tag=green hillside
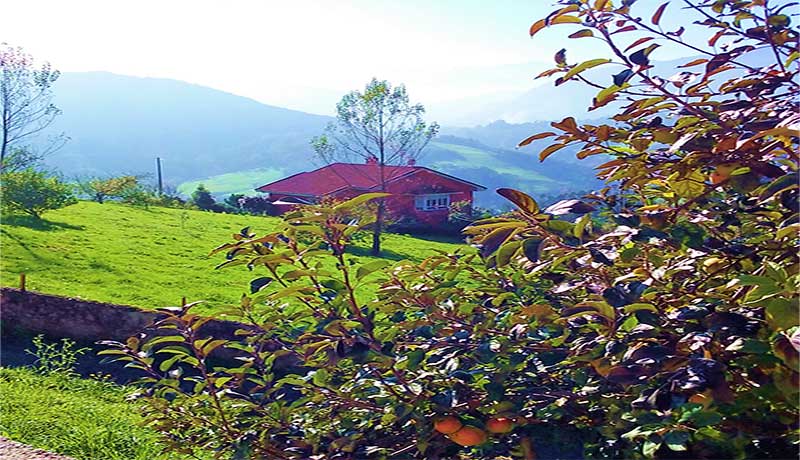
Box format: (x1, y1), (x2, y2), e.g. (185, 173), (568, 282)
(0, 202), (461, 315)
(177, 167), (285, 197)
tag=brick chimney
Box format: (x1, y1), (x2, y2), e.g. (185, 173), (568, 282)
(407, 157), (416, 166)
(365, 155), (378, 165)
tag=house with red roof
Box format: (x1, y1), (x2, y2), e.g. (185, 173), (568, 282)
(255, 159), (485, 226)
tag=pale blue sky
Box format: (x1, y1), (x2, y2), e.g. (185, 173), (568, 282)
(4, 0), (709, 117)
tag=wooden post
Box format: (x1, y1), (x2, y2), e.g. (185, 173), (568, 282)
(156, 157), (164, 196)
(19, 273), (26, 291)
(181, 296), (186, 307)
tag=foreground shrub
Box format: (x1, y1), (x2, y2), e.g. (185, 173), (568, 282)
(103, 1), (798, 458)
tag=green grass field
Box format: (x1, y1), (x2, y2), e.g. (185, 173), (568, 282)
(0, 367), (185, 460)
(177, 167), (285, 198)
(0, 202), (462, 314)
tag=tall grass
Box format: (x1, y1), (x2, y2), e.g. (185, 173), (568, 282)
(0, 367), (186, 460)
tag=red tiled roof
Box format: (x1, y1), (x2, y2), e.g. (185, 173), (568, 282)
(256, 163), (484, 196)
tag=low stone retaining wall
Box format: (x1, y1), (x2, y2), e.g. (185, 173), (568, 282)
(0, 287), (248, 343)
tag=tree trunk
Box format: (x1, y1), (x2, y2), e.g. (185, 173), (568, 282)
(371, 200), (384, 255)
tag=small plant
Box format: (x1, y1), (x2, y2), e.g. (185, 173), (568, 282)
(26, 334), (89, 377)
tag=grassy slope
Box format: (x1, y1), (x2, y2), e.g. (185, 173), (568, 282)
(176, 167), (285, 197)
(0, 367), (185, 460)
(0, 202), (461, 315)
(431, 142), (555, 182)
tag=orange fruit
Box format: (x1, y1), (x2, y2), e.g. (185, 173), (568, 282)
(448, 425), (488, 446)
(433, 416), (463, 435)
(486, 416), (516, 434)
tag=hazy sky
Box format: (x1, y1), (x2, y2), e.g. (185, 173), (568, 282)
(4, 0), (704, 116)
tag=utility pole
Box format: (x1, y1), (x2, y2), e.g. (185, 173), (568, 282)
(156, 157), (163, 195)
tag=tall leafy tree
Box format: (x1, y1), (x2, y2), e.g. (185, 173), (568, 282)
(312, 79), (439, 255)
(0, 44), (64, 171)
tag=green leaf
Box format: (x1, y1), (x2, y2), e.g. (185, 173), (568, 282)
(643, 439), (661, 458)
(663, 431), (689, 451)
(159, 355), (182, 372)
(496, 240), (522, 267)
(356, 259), (390, 280)
(312, 368), (330, 387)
(406, 349), (425, 371)
(558, 59), (612, 85)
(623, 303), (657, 314)
(202, 339), (228, 356)
(735, 275), (777, 288)
(333, 192), (391, 211)
(766, 298), (799, 330)
(574, 213), (591, 239)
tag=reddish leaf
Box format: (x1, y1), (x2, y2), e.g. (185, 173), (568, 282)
(535, 68), (565, 79)
(596, 125), (612, 141)
(652, 2), (668, 25)
(551, 116), (580, 134)
(539, 143), (568, 161)
(612, 25), (637, 34)
(624, 37), (655, 52)
(668, 26), (685, 37)
(678, 58), (708, 68)
(518, 132), (557, 147)
(708, 29), (728, 47)
(497, 188), (540, 214)
(569, 29), (594, 39)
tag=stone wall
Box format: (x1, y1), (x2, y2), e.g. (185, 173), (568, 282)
(0, 287), (248, 343)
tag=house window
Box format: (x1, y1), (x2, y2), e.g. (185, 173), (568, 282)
(415, 194), (450, 211)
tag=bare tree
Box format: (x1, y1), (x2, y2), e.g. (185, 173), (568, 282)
(1, 43), (64, 171)
(312, 79), (439, 255)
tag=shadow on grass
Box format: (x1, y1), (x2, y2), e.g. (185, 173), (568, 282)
(1, 215), (85, 231)
(347, 245), (408, 261)
(0, 228), (44, 261)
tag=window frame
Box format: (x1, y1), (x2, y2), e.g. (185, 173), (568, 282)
(414, 193), (451, 211)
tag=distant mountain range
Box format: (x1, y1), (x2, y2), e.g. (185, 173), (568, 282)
(44, 72), (330, 182)
(36, 71), (603, 209)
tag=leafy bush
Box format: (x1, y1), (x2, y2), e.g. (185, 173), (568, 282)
(191, 184), (216, 211)
(0, 168), (77, 219)
(103, 1), (798, 459)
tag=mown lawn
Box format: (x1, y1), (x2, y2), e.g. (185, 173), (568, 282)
(0, 201), (463, 314)
(0, 366), (187, 460)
